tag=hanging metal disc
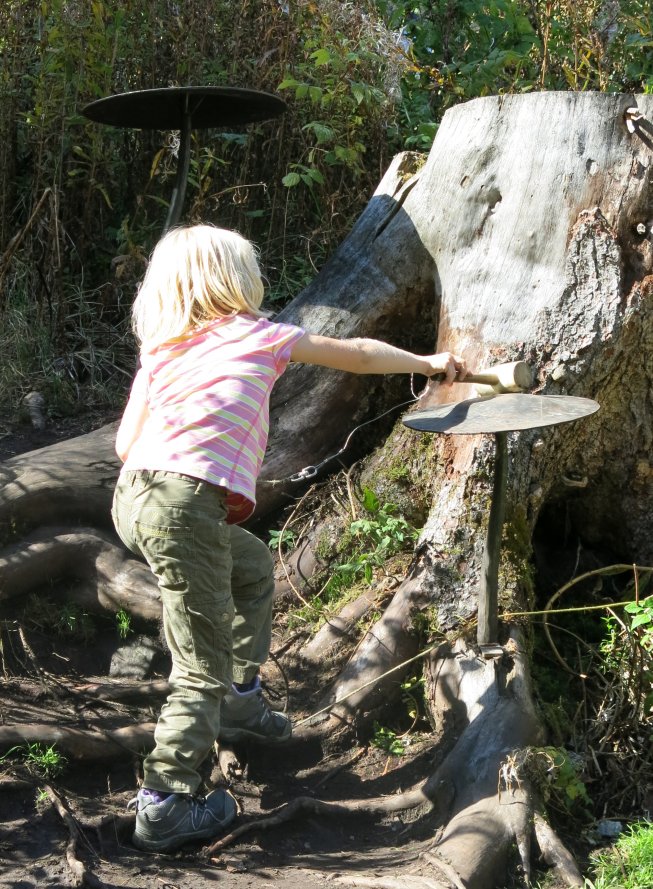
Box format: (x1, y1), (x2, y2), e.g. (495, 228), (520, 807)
(403, 393), (600, 435)
(82, 86), (286, 130)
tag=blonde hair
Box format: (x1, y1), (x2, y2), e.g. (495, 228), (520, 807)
(132, 225), (268, 347)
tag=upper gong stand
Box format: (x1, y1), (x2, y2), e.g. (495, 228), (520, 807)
(82, 86), (286, 233)
(403, 393), (600, 651)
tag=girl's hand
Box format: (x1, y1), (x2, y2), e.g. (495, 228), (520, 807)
(424, 352), (468, 385)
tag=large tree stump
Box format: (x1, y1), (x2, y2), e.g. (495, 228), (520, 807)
(1, 93), (652, 888)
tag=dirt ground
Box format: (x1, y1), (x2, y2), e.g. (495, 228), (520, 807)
(0, 731), (448, 889)
(0, 672), (444, 889)
(0, 412), (456, 889)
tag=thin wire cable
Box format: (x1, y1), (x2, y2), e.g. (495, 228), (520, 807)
(261, 375), (429, 485)
(292, 590), (652, 729)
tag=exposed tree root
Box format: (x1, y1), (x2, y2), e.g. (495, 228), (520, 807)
(533, 812), (584, 888)
(75, 679), (169, 703)
(299, 589), (388, 664)
(214, 741), (244, 783)
(0, 526), (160, 621)
(205, 772), (456, 855)
(0, 722), (155, 760)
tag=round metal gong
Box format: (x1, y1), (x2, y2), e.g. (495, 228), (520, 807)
(403, 393), (600, 435)
(82, 86), (286, 233)
(82, 86), (286, 130)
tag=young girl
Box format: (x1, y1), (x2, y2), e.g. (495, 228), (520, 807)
(112, 224), (467, 853)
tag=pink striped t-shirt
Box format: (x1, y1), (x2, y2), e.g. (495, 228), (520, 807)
(121, 314), (305, 523)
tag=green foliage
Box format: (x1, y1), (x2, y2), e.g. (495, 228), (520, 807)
(532, 564), (653, 832)
(324, 487), (418, 594)
(370, 722), (406, 755)
(543, 746), (591, 807)
(1, 742), (67, 779)
(115, 607), (132, 639)
(277, 7), (390, 180)
(22, 595), (95, 643)
(374, 0), (653, 150)
(400, 672), (426, 726)
(3, 0), (653, 419)
(624, 595), (653, 647)
(23, 742), (67, 779)
(600, 597), (653, 715)
(268, 528), (297, 553)
(585, 822), (653, 889)
(287, 487), (418, 630)
(0, 0), (399, 415)
(513, 746), (591, 815)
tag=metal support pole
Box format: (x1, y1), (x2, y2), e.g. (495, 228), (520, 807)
(163, 97), (192, 233)
(477, 431), (508, 645)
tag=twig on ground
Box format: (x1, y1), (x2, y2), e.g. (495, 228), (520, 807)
(312, 746), (366, 789)
(44, 783), (106, 888)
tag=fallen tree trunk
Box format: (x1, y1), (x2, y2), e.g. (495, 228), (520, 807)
(0, 151), (435, 537)
(1, 93), (652, 888)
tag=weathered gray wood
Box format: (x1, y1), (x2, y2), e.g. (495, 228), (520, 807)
(0, 425), (120, 534)
(296, 93), (653, 887)
(260, 151), (438, 512)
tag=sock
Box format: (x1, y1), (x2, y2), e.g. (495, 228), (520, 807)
(140, 788), (172, 804)
(233, 675), (260, 694)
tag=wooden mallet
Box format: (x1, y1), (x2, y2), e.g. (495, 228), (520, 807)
(434, 360), (533, 394)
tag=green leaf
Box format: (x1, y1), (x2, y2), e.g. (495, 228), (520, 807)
(94, 184), (113, 209)
(350, 82), (366, 105)
(303, 121), (334, 144)
(310, 48), (332, 66)
(631, 612), (652, 629)
(282, 172), (301, 187)
(306, 167), (325, 184)
(362, 487), (379, 513)
(278, 78), (300, 90)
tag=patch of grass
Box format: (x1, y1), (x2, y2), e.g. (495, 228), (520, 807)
(586, 822), (653, 889)
(115, 608), (132, 640)
(1, 742), (67, 780)
(23, 742), (66, 779)
(0, 275), (133, 419)
(22, 595), (96, 643)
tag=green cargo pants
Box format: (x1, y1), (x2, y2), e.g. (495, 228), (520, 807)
(111, 469), (274, 794)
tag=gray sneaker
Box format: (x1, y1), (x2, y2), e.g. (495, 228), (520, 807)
(219, 678), (292, 744)
(128, 788), (237, 852)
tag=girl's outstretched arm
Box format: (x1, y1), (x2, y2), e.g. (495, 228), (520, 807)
(290, 333), (467, 384)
